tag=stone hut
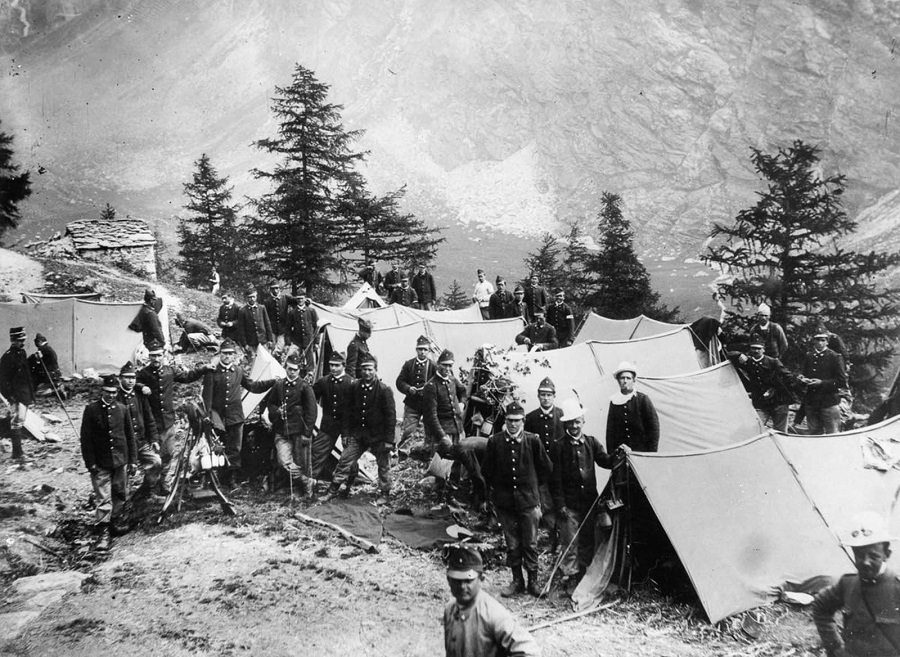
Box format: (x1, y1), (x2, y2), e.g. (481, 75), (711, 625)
(65, 219), (157, 279)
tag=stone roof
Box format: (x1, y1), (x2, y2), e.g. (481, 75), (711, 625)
(65, 219), (156, 251)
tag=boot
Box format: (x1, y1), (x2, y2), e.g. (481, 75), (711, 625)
(500, 566), (525, 597)
(526, 569), (541, 597)
(319, 483), (342, 503)
(96, 524), (111, 552)
(11, 427), (25, 460)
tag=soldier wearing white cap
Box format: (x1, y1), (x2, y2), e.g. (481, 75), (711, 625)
(551, 398), (613, 594)
(605, 362), (659, 454)
(748, 302), (788, 360)
(798, 327), (848, 435)
(443, 545), (540, 657)
(813, 511), (900, 656)
(0, 326), (34, 460)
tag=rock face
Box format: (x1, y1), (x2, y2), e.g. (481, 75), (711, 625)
(1, 0), (899, 258)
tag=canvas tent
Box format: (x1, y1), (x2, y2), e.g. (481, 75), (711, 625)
(341, 284), (387, 310)
(577, 313), (686, 342)
(0, 299), (169, 376)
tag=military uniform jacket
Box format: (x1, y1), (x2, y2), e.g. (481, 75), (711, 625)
(812, 569), (900, 657)
(443, 590), (540, 657)
(524, 406), (564, 456)
(348, 379), (396, 443)
(481, 429), (552, 512)
(735, 354), (794, 409)
(137, 364), (197, 431)
(190, 364), (275, 427)
(217, 303), (241, 341)
(263, 294), (292, 336)
(266, 377), (317, 437)
(30, 344), (61, 381)
(383, 270), (402, 293)
(80, 399), (137, 470)
(128, 303), (166, 348)
(488, 290), (514, 319)
(412, 271), (437, 304)
(523, 285), (547, 322)
(396, 356), (436, 412)
(551, 432), (612, 513)
(0, 345), (34, 405)
(748, 321), (789, 360)
(546, 302), (575, 345)
(801, 347), (848, 409)
(287, 305), (319, 349)
(237, 304), (273, 348)
(117, 387), (159, 447)
(313, 372), (354, 435)
(389, 286), (418, 307)
(423, 373), (466, 438)
(606, 391), (660, 453)
(515, 323), (558, 350)
(346, 335), (371, 379)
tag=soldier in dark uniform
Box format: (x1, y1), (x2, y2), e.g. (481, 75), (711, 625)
(482, 400), (553, 598)
(216, 291), (241, 343)
(488, 278), (514, 320)
(395, 335), (436, 448)
(733, 339), (795, 431)
(237, 287), (273, 357)
(117, 361), (162, 499)
(412, 263), (437, 311)
(29, 332), (63, 396)
(128, 288), (166, 349)
(545, 288), (576, 347)
(606, 361), (660, 454)
(0, 326), (34, 460)
(798, 328), (848, 435)
(346, 317), (373, 379)
(382, 261), (403, 298)
(359, 260), (384, 294)
(524, 376), (564, 538)
(422, 349), (467, 458)
(322, 353), (396, 502)
(265, 352), (317, 497)
(523, 275), (547, 323)
(515, 309), (558, 351)
(263, 281), (292, 354)
(80, 374), (137, 550)
(311, 351), (355, 480)
(510, 286), (527, 320)
(389, 274), (419, 307)
(286, 291), (319, 373)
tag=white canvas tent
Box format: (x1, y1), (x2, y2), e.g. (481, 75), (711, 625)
(340, 284), (387, 310)
(577, 313), (687, 342)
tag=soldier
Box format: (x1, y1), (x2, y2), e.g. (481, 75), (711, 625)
(489, 278), (514, 320)
(29, 332), (62, 396)
(263, 281), (292, 354)
(136, 340), (198, 494)
(346, 317), (373, 379)
(412, 263), (437, 311)
(128, 288), (166, 349)
(798, 328), (848, 435)
(524, 377), (564, 539)
(606, 361), (659, 454)
(216, 291), (241, 343)
(286, 290), (319, 373)
(382, 260), (403, 297)
(181, 338), (277, 484)
(523, 274), (547, 323)
(733, 339), (795, 431)
(472, 269), (495, 320)
(545, 288), (575, 347)
(266, 353), (318, 497)
(482, 401), (553, 597)
(551, 398), (612, 595)
(117, 361), (162, 500)
(0, 326), (34, 460)
(311, 351), (355, 480)
(359, 260), (383, 294)
(423, 349), (467, 457)
(515, 309), (558, 351)
(80, 374), (137, 550)
(174, 313), (217, 353)
(510, 285), (528, 320)
(237, 287), (273, 356)
(389, 274), (419, 307)
(748, 302), (789, 360)
(396, 335), (436, 448)
(323, 353), (396, 502)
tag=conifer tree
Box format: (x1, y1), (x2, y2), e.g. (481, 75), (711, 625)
(702, 140), (900, 396)
(442, 279), (470, 310)
(99, 203), (116, 221)
(248, 64), (365, 296)
(521, 232), (563, 292)
(177, 153), (245, 290)
(0, 120), (32, 241)
(586, 192), (678, 321)
(561, 220), (592, 309)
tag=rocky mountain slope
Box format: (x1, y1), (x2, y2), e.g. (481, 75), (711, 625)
(1, 0), (899, 272)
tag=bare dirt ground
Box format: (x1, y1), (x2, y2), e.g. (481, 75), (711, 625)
(0, 252), (824, 657)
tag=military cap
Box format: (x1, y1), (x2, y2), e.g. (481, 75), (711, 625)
(513, 286), (525, 294)
(416, 335), (430, 348)
(553, 288), (565, 296)
(438, 349), (455, 365)
(757, 302), (772, 317)
(505, 401), (525, 420)
(446, 545), (484, 581)
(748, 339), (765, 348)
(147, 339), (165, 355)
(400, 273), (410, 282)
(143, 288), (156, 302)
(101, 374), (119, 391)
(9, 326), (26, 340)
(34, 333), (47, 345)
(533, 307), (546, 317)
(328, 351), (346, 365)
(285, 353), (302, 367)
(537, 376), (556, 393)
(245, 285), (257, 295)
(359, 352), (378, 367)
(358, 317), (373, 333)
(219, 338), (238, 353)
(119, 361), (136, 376)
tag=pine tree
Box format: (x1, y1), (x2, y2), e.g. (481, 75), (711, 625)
(99, 203), (116, 221)
(334, 174), (444, 276)
(561, 220), (592, 307)
(702, 140), (900, 398)
(442, 279), (470, 310)
(587, 192), (678, 321)
(521, 232), (563, 292)
(0, 120), (32, 241)
(248, 64), (365, 296)
(177, 153), (246, 290)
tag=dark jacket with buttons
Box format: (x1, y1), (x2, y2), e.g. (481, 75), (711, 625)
(734, 354), (795, 409)
(515, 323), (558, 350)
(287, 304), (319, 349)
(137, 363), (199, 431)
(606, 391), (660, 453)
(396, 356), (436, 412)
(801, 347), (848, 409)
(389, 286), (418, 307)
(117, 386), (159, 447)
(551, 433), (612, 512)
(266, 377), (317, 437)
(489, 289), (514, 319)
(313, 372), (354, 435)
(183, 364), (275, 427)
(546, 302), (576, 345)
(524, 406), (564, 457)
(422, 373), (466, 438)
(263, 294), (292, 337)
(0, 345), (34, 405)
(217, 302), (241, 341)
(237, 304), (273, 348)
(348, 379), (396, 443)
(345, 334), (371, 379)
(80, 399), (137, 469)
(482, 429), (553, 512)
(128, 303), (166, 348)
(412, 271), (437, 304)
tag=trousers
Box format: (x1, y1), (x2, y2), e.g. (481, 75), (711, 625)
(495, 505), (542, 571)
(91, 466), (128, 525)
(332, 434), (391, 493)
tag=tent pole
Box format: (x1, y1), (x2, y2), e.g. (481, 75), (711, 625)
(38, 355), (79, 439)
